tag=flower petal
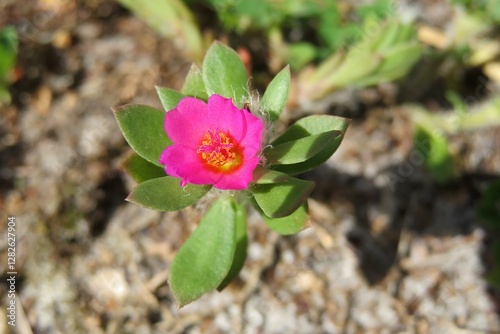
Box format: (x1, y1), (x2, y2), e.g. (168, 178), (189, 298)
(207, 95), (246, 142)
(160, 145), (221, 186)
(213, 156), (260, 190)
(241, 110), (264, 154)
(164, 97), (211, 148)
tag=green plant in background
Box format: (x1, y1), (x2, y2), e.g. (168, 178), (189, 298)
(297, 19), (423, 103)
(0, 26), (18, 106)
(116, 0), (205, 63)
(116, 0), (422, 103)
(424, 3), (500, 85)
(453, 6), (500, 69)
(452, 0), (500, 23)
(413, 124), (454, 183)
(410, 95), (500, 183)
(192, 0), (392, 70)
(403, 3), (500, 184)
(114, 41), (350, 306)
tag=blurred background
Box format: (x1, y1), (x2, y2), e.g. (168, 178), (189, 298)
(1, 0), (500, 333)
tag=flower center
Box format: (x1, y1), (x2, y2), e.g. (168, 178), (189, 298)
(197, 130), (242, 172)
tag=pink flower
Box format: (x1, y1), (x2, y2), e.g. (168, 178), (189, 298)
(159, 94), (264, 190)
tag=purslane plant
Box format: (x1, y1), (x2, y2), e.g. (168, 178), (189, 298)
(114, 41), (350, 307)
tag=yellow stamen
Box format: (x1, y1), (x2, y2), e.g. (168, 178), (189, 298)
(197, 130), (242, 171)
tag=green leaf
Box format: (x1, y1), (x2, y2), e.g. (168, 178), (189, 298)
(202, 41), (248, 107)
(356, 43), (422, 87)
(252, 166), (292, 184)
(377, 43), (422, 74)
(309, 52), (344, 83)
(126, 176), (210, 211)
(155, 86), (185, 111)
(217, 202), (247, 291)
(260, 65), (290, 122)
(113, 104), (171, 167)
(265, 130), (341, 165)
(170, 198), (237, 307)
(323, 50), (381, 88)
(371, 20), (401, 51)
(272, 115), (348, 144)
(0, 26), (17, 83)
(121, 152), (166, 183)
(250, 173), (314, 218)
(286, 43), (316, 70)
(414, 126), (454, 183)
(271, 115), (350, 175)
(261, 203), (310, 235)
(182, 63), (208, 100)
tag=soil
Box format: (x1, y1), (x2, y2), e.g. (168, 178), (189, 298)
(1, 1), (500, 333)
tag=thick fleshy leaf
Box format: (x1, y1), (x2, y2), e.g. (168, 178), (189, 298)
(182, 63), (208, 100)
(156, 86), (185, 111)
(170, 198), (237, 307)
(126, 176), (210, 211)
(265, 130), (341, 165)
(355, 43), (422, 87)
(113, 104), (171, 167)
(260, 65), (290, 122)
(262, 203), (310, 235)
(322, 50), (381, 88)
(252, 166), (291, 184)
(272, 115), (349, 144)
(271, 115), (350, 175)
(250, 173), (314, 218)
(121, 152), (166, 183)
(371, 20), (401, 51)
(217, 203), (248, 291)
(202, 41), (248, 107)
